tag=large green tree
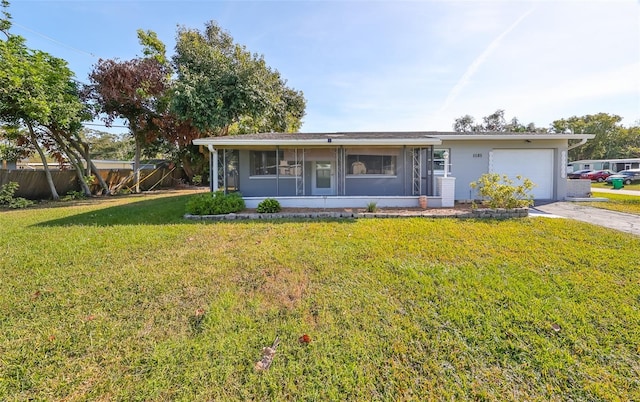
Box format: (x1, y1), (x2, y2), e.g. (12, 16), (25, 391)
(171, 21), (305, 133)
(167, 21), (305, 180)
(551, 113), (627, 161)
(0, 8), (89, 199)
(453, 110), (546, 133)
(0, 1), (109, 197)
(615, 124), (640, 158)
(82, 129), (134, 160)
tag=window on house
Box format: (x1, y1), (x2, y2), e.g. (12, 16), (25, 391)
(250, 151), (277, 176)
(346, 154), (397, 175)
(249, 150), (300, 176)
(434, 149), (449, 172)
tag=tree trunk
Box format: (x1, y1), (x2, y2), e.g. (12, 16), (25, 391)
(181, 154), (194, 182)
(69, 134), (111, 195)
(88, 159), (110, 195)
(65, 147), (91, 196)
(27, 123), (59, 200)
(49, 130), (91, 196)
(134, 137), (141, 193)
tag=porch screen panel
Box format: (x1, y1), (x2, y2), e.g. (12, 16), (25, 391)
(250, 150), (277, 176)
(346, 148), (399, 176)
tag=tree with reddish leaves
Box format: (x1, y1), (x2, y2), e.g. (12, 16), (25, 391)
(86, 53), (170, 192)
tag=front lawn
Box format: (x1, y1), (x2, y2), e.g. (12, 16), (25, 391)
(1, 191), (639, 400)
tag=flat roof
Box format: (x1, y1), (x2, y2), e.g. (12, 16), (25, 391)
(193, 132), (443, 147)
(192, 131), (595, 147)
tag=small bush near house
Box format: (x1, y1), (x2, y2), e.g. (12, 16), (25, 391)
(256, 198), (281, 213)
(470, 173), (535, 209)
(0, 181), (34, 209)
(186, 191), (245, 215)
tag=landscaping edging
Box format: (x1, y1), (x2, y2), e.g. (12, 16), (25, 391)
(467, 207), (530, 219)
(184, 207), (529, 221)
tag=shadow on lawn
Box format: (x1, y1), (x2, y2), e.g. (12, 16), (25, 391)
(35, 194), (197, 227)
(34, 193), (356, 227)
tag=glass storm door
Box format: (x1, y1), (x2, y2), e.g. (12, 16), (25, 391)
(312, 161), (334, 195)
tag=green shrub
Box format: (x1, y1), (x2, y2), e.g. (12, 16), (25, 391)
(186, 191), (245, 215)
(256, 198), (281, 213)
(62, 190), (87, 201)
(470, 173), (535, 209)
(366, 201), (377, 212)
(0, 182), (34, 209)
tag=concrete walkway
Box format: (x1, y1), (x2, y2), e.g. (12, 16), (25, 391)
(532, 201), (640, 237)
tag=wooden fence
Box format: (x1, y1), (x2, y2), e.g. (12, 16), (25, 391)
(0, 168), (185, 200)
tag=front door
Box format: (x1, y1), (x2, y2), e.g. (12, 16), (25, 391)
(312, 161), (334, 195)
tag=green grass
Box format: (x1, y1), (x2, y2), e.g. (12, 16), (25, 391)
(591, 182), (640, 190)
(1, 191), (639, 400)
(587, 191), (640, 215)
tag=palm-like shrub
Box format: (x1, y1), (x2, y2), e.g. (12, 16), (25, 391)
(470, 173), (535, 209)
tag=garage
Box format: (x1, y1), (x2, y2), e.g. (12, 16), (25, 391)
(490, 149), (554, 199)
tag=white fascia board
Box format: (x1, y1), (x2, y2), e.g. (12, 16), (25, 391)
(435, 134), (595, 140)
(192, 138), (442, 147)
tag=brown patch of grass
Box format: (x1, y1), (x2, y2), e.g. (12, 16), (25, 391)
(235, 265), (309, 312)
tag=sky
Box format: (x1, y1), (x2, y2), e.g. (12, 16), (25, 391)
(8, 0), (640, 135)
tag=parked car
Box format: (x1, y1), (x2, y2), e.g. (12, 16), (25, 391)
(567, 169), (592, 179)
(605, 169), (640, 185)
(580, 169), (615, 182)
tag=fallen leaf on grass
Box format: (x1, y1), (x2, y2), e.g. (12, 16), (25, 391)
(299, 334), (311, 344)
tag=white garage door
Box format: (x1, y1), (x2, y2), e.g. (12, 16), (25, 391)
(490, 149), (554, 199)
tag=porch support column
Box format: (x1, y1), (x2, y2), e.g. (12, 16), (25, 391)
(276, 146), (280, 196)
(208, 145), (218, 192)
(438, 177), (456, 207)
(426, 146), (434, 196)
(222, 149), (228, 194)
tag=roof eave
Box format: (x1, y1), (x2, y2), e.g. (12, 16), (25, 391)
(436, 134), (596, 140)
(192, 138), (442, 147)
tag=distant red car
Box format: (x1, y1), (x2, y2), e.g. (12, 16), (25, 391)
(581, 169), (615, 182)
(567, 169), (592, 179)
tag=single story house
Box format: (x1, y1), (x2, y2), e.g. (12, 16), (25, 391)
(193, 131), (594, 208)
(568, 158), (640, 173)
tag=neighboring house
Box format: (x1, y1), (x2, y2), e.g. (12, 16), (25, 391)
(193, 131), (594, 208)
(1, 160), (16, 170)
(568, 158), (640, 173)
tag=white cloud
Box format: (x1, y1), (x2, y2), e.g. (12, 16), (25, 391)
(437, 5), (537, 114)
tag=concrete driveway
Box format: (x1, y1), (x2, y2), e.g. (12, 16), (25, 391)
(532, 188), (640, 236)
